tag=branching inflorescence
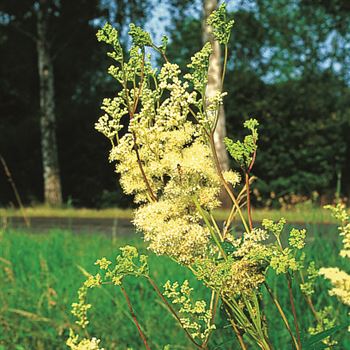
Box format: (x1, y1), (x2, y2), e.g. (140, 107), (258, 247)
(68, 3), (349, 349)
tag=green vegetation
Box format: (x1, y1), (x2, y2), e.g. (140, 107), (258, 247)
(0, 205), (342, 224)
(0, 2), (349, 349)
(0, 206), (134, 220)
(0, 228), (348, 350)
(1, 1), (349, 208)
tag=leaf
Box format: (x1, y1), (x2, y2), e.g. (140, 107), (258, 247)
(302, 324), (348, 349)
(8, 308), (52, 323)
(76, 264), (91, 277)
(221, 241), (237, 255)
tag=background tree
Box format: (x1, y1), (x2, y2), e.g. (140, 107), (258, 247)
(0, 0), (349, 207)
(203, 0), (231, 207)
(0, 0), (150, 207)
(166, 0), (350, 204)
(36, 0), (62, 205)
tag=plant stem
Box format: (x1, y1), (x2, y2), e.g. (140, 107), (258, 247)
(210, 212), (223, 240)
(120, 53), (157, 202)
(208, 135), (250, 234)
(212, 44), (229, 132)
(223, 304), (248, 350)
(204, 38), (250, 234)
(287, 274), (302, 349)
(274, 234), (302, 349)
(120, 286), (151, 350)
(299, 272), (320, 322)
(223, 297), (262, 345)
(151, 44), (169, 63)
(203, 290), (219, 348)
(132, 49), (146, 112)
(245, 172), (253, 230)
(264, 282), (300, 350)
(193, 197), (227, 259)
(258, 338), (272, 350)
(133, 141), (157, 202)
(146, 277), (204, 350)
(222, 180), (252, 238)
(221, 44), (228, 89)
(0, 154), (30, 227)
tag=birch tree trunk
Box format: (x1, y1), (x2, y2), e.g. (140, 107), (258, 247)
(203, 0), (231, 206)
(36, 0), (62, 205)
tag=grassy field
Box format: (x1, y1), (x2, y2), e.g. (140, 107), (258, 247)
(0, 226), (348, 350)
(0, 204), (343, 224)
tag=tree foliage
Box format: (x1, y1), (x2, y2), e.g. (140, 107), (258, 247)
(0, 0), (349, 206)
(0, 0), (150, 206)
(166, 0), (350, 203)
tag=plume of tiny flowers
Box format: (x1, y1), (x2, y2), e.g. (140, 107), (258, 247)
(196, 257), (266, 298)
(320, 204), (350, 330)
(67, 329), (105, 350)
(207, 3), (234, 45)
(319, 267), (350, 307)
(324, 204), (350, 258)
(71, 284), (92, 329)
(163, 280), (215, 341)
(96, 24), (224, 264)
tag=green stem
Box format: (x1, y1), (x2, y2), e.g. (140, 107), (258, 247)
(212, 44), (228, 133)
(223, 304), (248, 350)
(203, 290), (219, 348)
(210, 212), (223, 240)
(193, 197), (227, 259)
(146, 276), (204, 350)
(151, 44), (169, 63)
(221, 44), (228, 88)
(264, 282), (300, 350)
(208, 135), (250, 234)
(223, 297), (259, 339)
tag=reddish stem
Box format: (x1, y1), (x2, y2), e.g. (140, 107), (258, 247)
(287, 275), (302, 349)
(120, 286), (151, 350)
(121, 52), (157, 202)
(146, 277), (204, 349)
(245, 172), (253, 231)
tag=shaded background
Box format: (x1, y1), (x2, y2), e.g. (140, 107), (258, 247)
(1, 0), (349, 208)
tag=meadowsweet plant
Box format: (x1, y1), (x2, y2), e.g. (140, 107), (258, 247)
(68, 3), (347, 349)
(320, 204), (350, 330)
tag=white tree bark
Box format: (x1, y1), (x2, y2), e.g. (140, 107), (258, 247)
(37, 0), (62, 205)
(202, 0), (230, 173)
(203, 0), (230, 207)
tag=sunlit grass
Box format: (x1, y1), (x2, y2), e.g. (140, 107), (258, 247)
(0, 206), (134, 219)
(0, 205), (341, 224)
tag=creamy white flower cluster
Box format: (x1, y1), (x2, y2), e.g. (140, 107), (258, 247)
(95, 26), (232, 263)
(319, 267), (350, 307)
(130, 65), (222, 262)
(321, 204), (350, 317)
(67, 329), (104, 350)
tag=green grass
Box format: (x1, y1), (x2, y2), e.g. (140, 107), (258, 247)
(0, 227), (348, 350)
(0, 206), (134, 219)
(0, 204), (343, 224)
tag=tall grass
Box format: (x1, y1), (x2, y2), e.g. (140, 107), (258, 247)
(0, 227), (348, 349)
